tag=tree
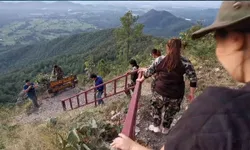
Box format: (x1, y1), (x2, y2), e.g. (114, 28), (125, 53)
(115, 11), (144, 64)
(97, 59), (109, 77)
(84, 55), (96, 76)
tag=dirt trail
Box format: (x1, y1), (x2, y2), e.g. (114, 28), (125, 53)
(15, 88), (82, 124)
(14, 80), (127, 124)
(136, 81), (189, 150)
(14, 77), (186, 149)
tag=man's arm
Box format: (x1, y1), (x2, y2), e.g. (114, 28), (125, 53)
(144, 62), (156, 78)
(23, 85), (32, 93)
(144, 57), (164, 78)
(182, 57), (197, 101)
(33, 84), (39, 88)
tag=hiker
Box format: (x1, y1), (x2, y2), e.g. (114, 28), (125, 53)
(139, 38), (197, 134)
(23, 80), (40, 109)
(111, 1), (250, 150)
(90, 73), (104, 105)
(125, 59), (139, 97)
(52, 65), (64, 80)
(150, 49), (164, 93)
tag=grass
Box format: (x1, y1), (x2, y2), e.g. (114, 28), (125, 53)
(0, 62), (242, 150)
(0, 35), (244, 149)
(0, 91), (130, 150)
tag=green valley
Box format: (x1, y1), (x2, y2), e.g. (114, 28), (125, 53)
(0, 19), (96, 46)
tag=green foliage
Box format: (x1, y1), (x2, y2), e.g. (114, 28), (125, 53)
(58, 119), (120, 150)
(115, 11), (144, 63)
(180, 25), (216, 62)
(34, 73), (52, 96)
(0, 19), (96, 47)
(97, 59), (111, 77)
(0, 29), (114, 73)
(84, 55), (96, 76)
(0, 28), (165, 104)
(77, 74), (91, 88)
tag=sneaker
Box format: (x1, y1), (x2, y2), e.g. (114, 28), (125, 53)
(161, 128), (169, 134)
(148, 125), (161, 133)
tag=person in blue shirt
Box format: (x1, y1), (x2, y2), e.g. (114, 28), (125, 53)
(23, 80), (40, 109)
(90, 74), (104, 105)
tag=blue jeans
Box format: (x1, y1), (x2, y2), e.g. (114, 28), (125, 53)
(96, 91), (104, 105)
(28, 94), (39, 108)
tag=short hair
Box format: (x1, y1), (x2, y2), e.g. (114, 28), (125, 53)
(129, 59), (137, 66)
(25, 80), (30, 83)
(151, 49), (161, 56)
(90, 73), (97, 79)
(151, 49), (158, 55)
(54, 65), (58, 68)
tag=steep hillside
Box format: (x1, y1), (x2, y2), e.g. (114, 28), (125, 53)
(0, 28), (165, 103)
(0, 24), (243, 150)
(0, 29), (112, 73)
(138, 9), (194, 37)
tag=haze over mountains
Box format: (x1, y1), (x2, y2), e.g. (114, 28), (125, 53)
(0, 1), (219, 103)
(0, 1), (218, 48)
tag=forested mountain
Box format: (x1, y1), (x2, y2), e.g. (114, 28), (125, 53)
(0, 2), (219, 104)
(0, 28), (165, 103)
(138, 9), (194, 37)
(0, 30), (113, 73)
(0, 2), (218, 47)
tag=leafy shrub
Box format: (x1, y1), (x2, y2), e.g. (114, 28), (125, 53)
(58, 119), (121, 150)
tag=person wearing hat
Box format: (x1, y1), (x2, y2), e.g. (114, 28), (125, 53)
(111, 1), (250, 150)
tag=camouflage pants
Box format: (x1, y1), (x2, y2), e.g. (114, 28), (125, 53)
(151, 91), (183, 128)
(151, 79), (156, 93)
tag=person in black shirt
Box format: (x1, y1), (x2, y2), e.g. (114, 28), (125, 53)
(111, 1), (250, 150)
(138, 39), (197, 134)
(125, 59), (139, 97)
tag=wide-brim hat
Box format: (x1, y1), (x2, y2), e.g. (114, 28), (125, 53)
(192, 1), (250, 39)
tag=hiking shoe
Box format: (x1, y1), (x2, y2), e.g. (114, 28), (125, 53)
(162, 128), (169, 134)
(148, 125), (161, 133)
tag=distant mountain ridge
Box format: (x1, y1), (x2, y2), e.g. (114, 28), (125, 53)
(0, 1), (84, 10)
(138, 9), (194, 37)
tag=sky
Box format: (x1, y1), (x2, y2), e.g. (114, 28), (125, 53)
(73, 1), (222, 8)
(2, 1), (222, 9)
